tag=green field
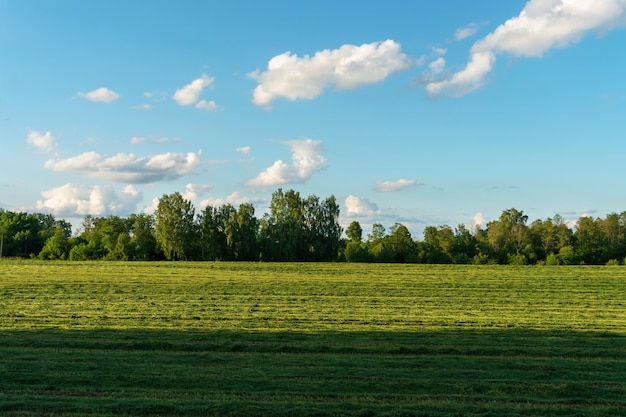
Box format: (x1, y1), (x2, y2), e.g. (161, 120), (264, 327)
(1, 261), (625, 416)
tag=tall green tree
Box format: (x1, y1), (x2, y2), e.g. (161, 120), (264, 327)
(386, 223), (417, 262)
(574, 216), (606, 264)
(154, 192), (197, 260)
(487, 208), (529, 264)
(345, 221), (363, 243)
(224, 203), (259, 261)
(128, 213), (159, 260)
(260, 189), (307, 261)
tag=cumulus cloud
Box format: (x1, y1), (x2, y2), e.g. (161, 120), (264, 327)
(43, 150), (202, 184)
(344, 195), (381, 217)
(248, 39), (412, 108)
(182, 183), (214, 201)
(246, 139), (326, 187)
(27, 130), (58, 153)
(36, 183), (142, 217)
(199, 192), (250, 209)
(173, 74), (214, 106)
(427, 0), (626, 97)
(77, 87), (120, 103)
(375, 179), (418, 192)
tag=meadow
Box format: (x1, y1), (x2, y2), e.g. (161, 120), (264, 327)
(1, 261), (625, 416)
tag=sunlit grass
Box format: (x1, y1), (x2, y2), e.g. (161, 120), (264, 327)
(1, 261), (625, 416)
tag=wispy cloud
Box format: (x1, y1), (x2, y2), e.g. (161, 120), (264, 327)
(455, 22), (479, 40)
(44, 150), (202, 184)
(130, 136), (181, 145)
(77, 87), (120, 103)
(27, 130), (58, 153)
(131, 104), (154, 110)
(375, 178), (418, 192)
(427, 0), (626, 97)
(236, 146), (251, 156)
(246, 139), (326, 186)
(248, 40), (412, 108)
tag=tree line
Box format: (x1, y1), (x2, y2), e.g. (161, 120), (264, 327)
(2, 190), (626, 265)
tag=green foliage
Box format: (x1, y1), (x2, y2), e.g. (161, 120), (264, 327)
(4, 198), (626, 265)
(260, 189), (342, 261)
(345, 221), (362, 242)
(545, 252), (559, 265)
(38, 227), (71, 260)
(155, 193), (197, 260)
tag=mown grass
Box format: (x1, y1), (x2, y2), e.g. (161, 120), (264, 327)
(1, 261), (626, 416)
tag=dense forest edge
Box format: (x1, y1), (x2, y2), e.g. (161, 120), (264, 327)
(1, 188), (626, 265)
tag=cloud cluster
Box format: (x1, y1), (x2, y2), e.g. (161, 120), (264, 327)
(173, 74), (217, 110)
(78, 87), (120, 103)
(375, 178), (418, 192)
(27, 130), (58, 153)
(428, 0), (626, 96)
(36, 183), (142, 217)
(246, 139), (326, 187)
(248, 40), (412, 108)
(200, 191), (250, 209)
(44, 150), (202, 184)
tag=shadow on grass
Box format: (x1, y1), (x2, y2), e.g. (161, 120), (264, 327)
(1, 328), (625, 417)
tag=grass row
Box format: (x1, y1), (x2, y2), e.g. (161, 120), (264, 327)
(1, 261), (626, 416)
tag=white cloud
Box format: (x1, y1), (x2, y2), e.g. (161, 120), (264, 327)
(199, 191), (250, 209)
(44, 150), (202, 184)
(246, 139), (326, 187)
(427, 0), (626, 97)
(248, 39), (412, 108)
(426, 50), (496, 97)
(131, 104), (154, 110)
(428, 57), (446, 74)
(433, 47), (447, 56)
(77, 87), (120, 103)
(375, 178), (418, 192)
(473, 212), (485, 228)
(344, 195), (380, 216)
(173, 74), (214, 106)
(455, 23), (479, 40)
(36, 183), (142, 217)
(130, 136), (179, 145)
(143, 197), (160, 215)
(195, 99), (218, 111)
(27, 130), (58, 153)
(182, 183), (214, 201)
(236, 146), (251, 155)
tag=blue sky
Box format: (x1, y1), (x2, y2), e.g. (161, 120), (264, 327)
(1, 0), (626, 237)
